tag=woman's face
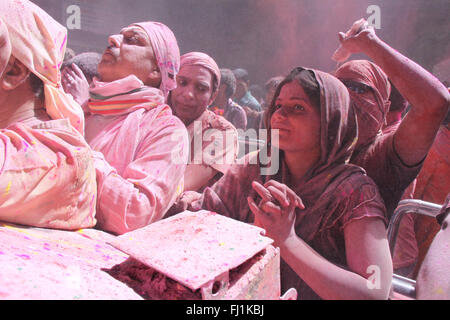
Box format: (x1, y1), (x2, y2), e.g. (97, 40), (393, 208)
(270, 81), (321, 155)
(170, 65), (214, 125)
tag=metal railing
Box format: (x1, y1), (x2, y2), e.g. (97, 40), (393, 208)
(387, 199), (442, 253)
(387, 199), (443, 299)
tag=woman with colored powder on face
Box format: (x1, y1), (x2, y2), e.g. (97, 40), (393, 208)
(0, 0), (96, 230)
(333, 19), (449, 220)
(64, 21), (190, 235)
(168, 52), (239, 193)
(187, 67), (392, 300)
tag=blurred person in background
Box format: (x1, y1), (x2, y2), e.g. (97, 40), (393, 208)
(232, 68), (262, 112)
(209, 68), (247, 130)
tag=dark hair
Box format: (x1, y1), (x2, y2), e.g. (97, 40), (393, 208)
(220, 68), (236, 99)
(63, 47), (76, 63)
(232, 68), (249, 83)
(29, 72), (44, 100)
(264, 68), (321, 129)
(62, 52), (102, 83)
(264, 76), (284, 93)
(249, 84), (264, 101)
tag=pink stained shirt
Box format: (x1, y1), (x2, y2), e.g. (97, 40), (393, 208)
(0, 119), (97, 229)
(394, 125), (450, 275)
(85, 105), (189, 235)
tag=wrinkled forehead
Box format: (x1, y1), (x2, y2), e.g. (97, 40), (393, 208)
(179, 64), (212, 82)
(119, 25), (151, 43)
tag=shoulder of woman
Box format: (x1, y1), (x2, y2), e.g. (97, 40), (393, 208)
(327, 163), (380, 196)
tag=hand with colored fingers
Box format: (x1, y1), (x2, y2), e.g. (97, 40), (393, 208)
(247, 180), (304, 246)
(61, 63), (90, 112)
(0, 18), (11, 77)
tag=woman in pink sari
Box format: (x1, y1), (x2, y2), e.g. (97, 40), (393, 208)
(190, 67), (392, 299)
(76, 22), (189, 235)
(0, 0), (96, 229)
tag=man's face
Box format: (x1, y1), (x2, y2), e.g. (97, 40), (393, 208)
(97, 26), (160, 86)
(170, 65), (214, 126)
(213, 83), (228, 107)
(234, 79), (247, 100)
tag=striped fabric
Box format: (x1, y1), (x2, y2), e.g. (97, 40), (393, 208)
(88, 99), (158, 115)
(88, 75), (165, 116)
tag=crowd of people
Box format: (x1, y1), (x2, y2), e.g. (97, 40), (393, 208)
(0, 0), (448, 300)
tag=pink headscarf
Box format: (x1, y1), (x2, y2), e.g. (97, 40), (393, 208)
(334, 60), (391, 149)
(132, 22), (180, 99)
(180, 51), (221, 100)
(0, 0), (84, 135)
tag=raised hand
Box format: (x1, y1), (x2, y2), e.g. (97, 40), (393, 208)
(332, 18), (378, 62)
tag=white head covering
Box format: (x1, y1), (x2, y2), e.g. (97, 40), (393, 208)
(132, 21), (180, 99)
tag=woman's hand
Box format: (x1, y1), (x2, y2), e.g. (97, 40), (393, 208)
(166, 191), (203, 217)
(337, 19), (379, 55)
(247, 180), (304, 245)
(0, 18), (11, 77)
(61, 63), (90, 112)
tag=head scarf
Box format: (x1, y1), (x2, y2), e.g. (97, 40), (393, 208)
(265, 67), (359, 177)
(195, 67), (384, 299)
(334, 60), (391, 149)
(179, 51), (221, 101)
(264, 67), (367, 299)
(0, 0), (84, 134)
(132, 22), (180, 99)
